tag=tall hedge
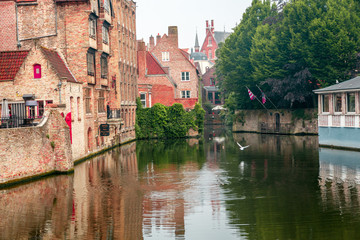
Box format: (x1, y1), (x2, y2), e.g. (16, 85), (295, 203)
(135, 100), (205, 139)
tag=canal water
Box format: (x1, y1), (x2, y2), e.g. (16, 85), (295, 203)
(1, 125), (360, 239)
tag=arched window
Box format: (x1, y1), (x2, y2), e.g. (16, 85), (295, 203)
(34, 64), (41, 79)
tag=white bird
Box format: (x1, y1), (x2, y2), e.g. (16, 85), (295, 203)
(237, 142), (250, 150)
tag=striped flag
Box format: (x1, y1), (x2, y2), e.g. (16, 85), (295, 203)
(248, 88), (255, 100)
(261, 92), (266, 104)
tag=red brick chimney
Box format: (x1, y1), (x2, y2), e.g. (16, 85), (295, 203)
(168, 26), (178, 48)
(156, 33), (161, 46)
(206, 20), (209, 29)
(137, 40), (147, 77)
(211, 20), (214, 33)
(149, 35), (155, 49)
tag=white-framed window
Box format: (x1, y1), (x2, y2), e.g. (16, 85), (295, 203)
(140, 93), (146, 108)
(102, 24), (109, 44)
(89, 16), (96, 39)
(162, 52), (169, 61)
(208, 38), (212, 46)
(334, 93), (342, 113)
(181, 72), (190, 81)
(87, 49), (95, 76)
(104, 0), (110, 13)
(181, 90), (190, 98)
(209, 51), (212, 59)
(322, 94), (329, 113)
(347, 92), (355, 113)
(85, 88), (92, 114)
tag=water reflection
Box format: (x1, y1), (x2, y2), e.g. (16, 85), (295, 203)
(2, 128), (360, 239)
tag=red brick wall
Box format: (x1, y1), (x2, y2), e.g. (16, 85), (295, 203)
(0, 1), (17, 51)
(151, 27), (199, 109)
(202, 67), (216, 87)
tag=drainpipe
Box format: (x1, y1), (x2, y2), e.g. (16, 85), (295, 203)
(16, 1), (58, 47)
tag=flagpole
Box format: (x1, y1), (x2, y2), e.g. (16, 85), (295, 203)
(246, 86), (267, 110)
(256, 85), (278, 110)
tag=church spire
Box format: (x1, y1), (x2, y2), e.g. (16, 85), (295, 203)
(194, 30), (200, 53)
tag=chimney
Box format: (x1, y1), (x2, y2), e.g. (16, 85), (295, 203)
(137, 40), (147, 78)
(206, 20), (209, 28)
(156, 33), (161, 46)
(149, 35), (154, 49)
(211, 20), (214, 33)
(168, 26), (178, 48)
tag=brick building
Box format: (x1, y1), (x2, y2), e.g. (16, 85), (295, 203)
(138, 26), (199, 109)
(0, 46), (84, 159)
(200, 20), (231, 62)
(202, 66), (223, 105)
(0, 0), (137, 158)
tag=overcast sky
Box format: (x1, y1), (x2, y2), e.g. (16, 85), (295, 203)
(136, 0), (253, 49)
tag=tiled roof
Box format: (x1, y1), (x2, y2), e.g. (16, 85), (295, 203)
(314, 76), (360, 93)
(0, 50), (30, 81)
(214, 31), (231, 44)
(146, 52), (166, 75)
(41, 47), (77, 83)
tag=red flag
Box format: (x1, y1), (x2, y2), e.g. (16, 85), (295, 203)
(248, 88), (255, 100)
(261, 92), (266, 104)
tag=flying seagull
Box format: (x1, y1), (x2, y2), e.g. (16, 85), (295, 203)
(237, 142), (250, 150)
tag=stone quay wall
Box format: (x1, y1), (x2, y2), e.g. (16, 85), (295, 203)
(0, 108), (73, 186)
(233, 109), (318, 135)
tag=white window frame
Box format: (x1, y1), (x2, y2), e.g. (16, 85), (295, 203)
(89, 17), (96, 39)
(334, 93), (342, 113)
(322, 94), (330, 113)
(181, 72), (190, 81)
(162, 52), (169, 61)
(347, 92), (356, 113)
(140, 93), (146, 108)
(181, 90), (190, 98)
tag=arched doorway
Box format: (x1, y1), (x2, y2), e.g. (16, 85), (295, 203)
(275, 113), (280, 132)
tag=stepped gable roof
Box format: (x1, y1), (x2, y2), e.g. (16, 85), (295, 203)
(40, 47), (77, 83)
(314, 76), (360, 93)
(146, 52), (166, 75)
(0, 50), (30, 81)
(214, 31), (231, 44)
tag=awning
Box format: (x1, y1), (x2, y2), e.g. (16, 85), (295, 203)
(22, 94), (35, 100)
(25, 100), (38, 106)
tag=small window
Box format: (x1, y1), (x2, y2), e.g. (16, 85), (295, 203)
(34, 64), (41, 79)
(162, 52), (169, 61)
(101, 54), (108, 79)
(140, 93), (146, 108)
(98, 90), (105, 113)
(209, 51), (212, 59)
(210, 78), (216, 86)
(102, 24), (109, 44)
(89, 16), (96, 39)
(85, 88), (92, 114)
(347, 92), (355, 113)
(334, 94), (342, 113)
(87, 50), (95, 76)
(208, 38), (212, 46)
(322, 95), (329, 113)
(181, 72), (190, 81)
(181, 90), (190, 98)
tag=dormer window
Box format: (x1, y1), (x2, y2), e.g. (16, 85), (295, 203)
(34, 64), (41, 78)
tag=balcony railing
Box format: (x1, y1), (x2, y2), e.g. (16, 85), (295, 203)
(107, 108), (121, 119)
(0, 115), (41, 129)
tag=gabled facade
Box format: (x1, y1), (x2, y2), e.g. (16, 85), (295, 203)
(0, 46), (85, 158)
(137, 40), (177, 108)
(147, 26), (199, 109)
(0, 0), (137, 158)
(202, 66), (223, 105)
(200, 20), (231, 62)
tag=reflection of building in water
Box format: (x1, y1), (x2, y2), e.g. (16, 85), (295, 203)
(0, 175), (73, 239)
(319, 148), (360, 211)
(141, 162), (200, 239)
(71, 142), (142, 239)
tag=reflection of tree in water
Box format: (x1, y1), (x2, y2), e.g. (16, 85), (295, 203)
(219, 134), (360, 239)
(136, 139), (206, 171)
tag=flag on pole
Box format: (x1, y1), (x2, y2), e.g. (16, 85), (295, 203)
(248, 88), (255, 100)
(261, 91), (266, 104)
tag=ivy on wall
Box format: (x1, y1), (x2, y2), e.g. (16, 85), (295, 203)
(135, 98), (205, 139)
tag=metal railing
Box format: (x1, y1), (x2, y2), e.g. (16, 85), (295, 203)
(107, 109), (121, 119)
(0, 115), (41, 129)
